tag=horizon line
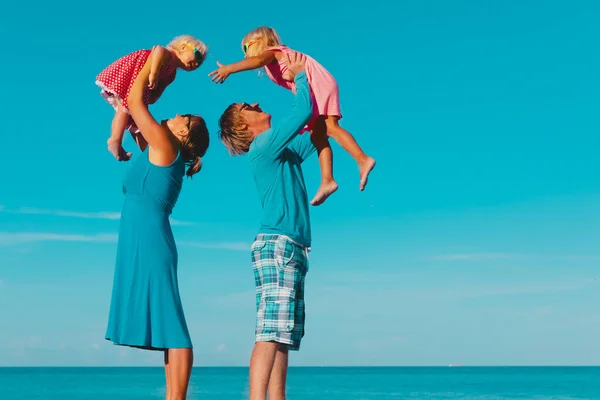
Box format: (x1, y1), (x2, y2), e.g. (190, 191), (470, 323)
(1, 365), (598, 368)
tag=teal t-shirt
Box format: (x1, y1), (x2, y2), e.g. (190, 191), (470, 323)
(248, 72), (316, 246)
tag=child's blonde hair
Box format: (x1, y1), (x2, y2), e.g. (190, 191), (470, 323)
(167, 34), (208, 65)
(241, 26), (282, 58)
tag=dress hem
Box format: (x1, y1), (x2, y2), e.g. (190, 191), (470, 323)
(95, 80), (130, 114)
(105, 337), (193, 352)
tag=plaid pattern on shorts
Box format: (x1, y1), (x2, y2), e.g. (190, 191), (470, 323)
(251, 234), (309, 351)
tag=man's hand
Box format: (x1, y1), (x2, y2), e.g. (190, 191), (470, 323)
(282, 51), (307, 81)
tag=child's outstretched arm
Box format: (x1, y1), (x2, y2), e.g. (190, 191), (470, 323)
(208, 50), (277, 84)
(148, 46), (169, 89)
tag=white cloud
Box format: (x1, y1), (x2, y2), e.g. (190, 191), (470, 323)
(428, 253), (520, 261)
(312, 279), (596, 310)
(180, 241), (249, 251)
(10, 336), (43, 350)
(91, 344), (100, 349)
(198, 291), (255, 311)
(118, 347), (131, 358)
(0, 206), (195, 226)
(0, 232), (117, 245)
(216, 344), (226, 353)
(0, 232), (249, 251)
(170, 219), (196, 226)
(428, 253), (600, 262)
(461, 282), (588, 298)
(3, 207), (120, 220)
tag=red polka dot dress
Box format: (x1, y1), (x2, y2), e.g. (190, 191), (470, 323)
(95, 49), (178, 132)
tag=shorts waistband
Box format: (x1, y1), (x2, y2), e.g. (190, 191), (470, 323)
(255, 234), (311, 251)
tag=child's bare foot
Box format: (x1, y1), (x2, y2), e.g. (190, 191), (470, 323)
(107, 139), (132, 161)
(359, 157), (376, 191)
(310, 181), (339, 206)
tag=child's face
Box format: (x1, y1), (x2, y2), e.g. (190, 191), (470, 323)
(178, 45), (203, 71)
(243, 39), (260, 59)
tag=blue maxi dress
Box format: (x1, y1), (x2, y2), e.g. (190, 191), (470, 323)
(105, 149), (192, 350)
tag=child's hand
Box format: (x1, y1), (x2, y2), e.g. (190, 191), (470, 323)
(148, 73), (157, 90)
(208, 62), (231, 84)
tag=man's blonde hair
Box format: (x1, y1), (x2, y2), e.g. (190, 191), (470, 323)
(167, 34), (208, 65)
(241, 26), (282, 58)
(218, 104), (255, 155)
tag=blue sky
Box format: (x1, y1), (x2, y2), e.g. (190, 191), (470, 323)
(0, 0), (599, 366)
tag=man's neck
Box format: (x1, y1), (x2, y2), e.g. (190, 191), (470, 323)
(252, 124), (271, 138)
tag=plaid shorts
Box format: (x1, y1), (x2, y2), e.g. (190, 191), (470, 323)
(251, 234), (309, 351)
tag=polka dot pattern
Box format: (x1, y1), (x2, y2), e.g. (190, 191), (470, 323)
(95, 49), (178, 113)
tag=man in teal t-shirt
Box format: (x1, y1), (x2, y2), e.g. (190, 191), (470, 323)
(218, 52), (316, 400)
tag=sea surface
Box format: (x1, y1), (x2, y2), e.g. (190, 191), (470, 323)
(1, 367), (599, 399)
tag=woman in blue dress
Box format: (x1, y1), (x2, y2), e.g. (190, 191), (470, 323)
(105, 51), (209, 400)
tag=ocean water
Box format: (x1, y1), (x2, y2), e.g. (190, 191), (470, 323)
(1, 367), (599, 399)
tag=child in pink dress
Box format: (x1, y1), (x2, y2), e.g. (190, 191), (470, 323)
(208, 26), (375, 206)
(96, 35), (208, 161)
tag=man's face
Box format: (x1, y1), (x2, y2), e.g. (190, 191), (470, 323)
(239, 103), (271, 135)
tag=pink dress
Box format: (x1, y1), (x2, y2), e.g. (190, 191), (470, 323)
(95, 49), (177, 132)
(264, 45), (341, 132)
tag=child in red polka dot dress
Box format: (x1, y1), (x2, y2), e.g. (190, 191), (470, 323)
(95, 35), (208, 161)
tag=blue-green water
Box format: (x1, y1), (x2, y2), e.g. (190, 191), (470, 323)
(1, 367), (599, 399)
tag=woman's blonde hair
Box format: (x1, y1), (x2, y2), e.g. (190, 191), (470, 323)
(218, 104), (255, 155)
(180, 115), (210, 177)
(241, 26), (282, 58)
(167, 34), (208, 66)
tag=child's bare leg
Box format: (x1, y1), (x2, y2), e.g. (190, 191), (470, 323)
(325, 116), (376, 191)
(310, 119), (338, 206)
(108, 108), (132, 161)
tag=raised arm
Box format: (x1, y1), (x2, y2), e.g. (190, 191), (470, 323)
(128, 58), (177, 160)
(256, 52), (312, 158)
(208, 50), (277, 83)
(288, 129), (317, 164)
